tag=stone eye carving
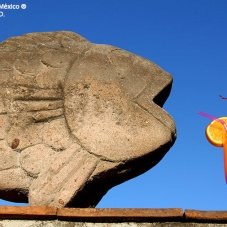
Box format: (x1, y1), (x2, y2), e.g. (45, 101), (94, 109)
(0, 31), (176, 207)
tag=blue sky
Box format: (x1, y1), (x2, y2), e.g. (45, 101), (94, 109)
(1, 0), (227, 210)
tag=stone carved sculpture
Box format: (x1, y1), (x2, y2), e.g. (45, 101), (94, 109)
(0, 31), (176, 207)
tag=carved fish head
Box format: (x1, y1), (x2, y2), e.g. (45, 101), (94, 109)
(0, 31), (176, 207)
(64, 44), (176, 162)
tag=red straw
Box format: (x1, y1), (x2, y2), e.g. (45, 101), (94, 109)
(198, 112), (227, 132)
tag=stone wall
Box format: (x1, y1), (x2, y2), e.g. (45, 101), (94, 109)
(0, 220), (226, 227)
(0, 207), (226, 226)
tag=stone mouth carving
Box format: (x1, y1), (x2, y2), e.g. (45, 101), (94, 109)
(0, 31), (176, 207)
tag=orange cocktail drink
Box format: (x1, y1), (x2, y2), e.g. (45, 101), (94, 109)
(204, 114), (227, 183)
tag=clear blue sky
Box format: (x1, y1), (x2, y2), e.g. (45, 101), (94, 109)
(1, 0), (227, 210)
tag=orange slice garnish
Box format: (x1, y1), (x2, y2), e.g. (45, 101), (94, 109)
(206, 117), (227, 147)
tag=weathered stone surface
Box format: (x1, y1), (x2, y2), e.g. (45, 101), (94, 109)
(0, 206), (57, 219)
(185, 209), (227, 222)
(0, 221), (226, 227)
(0, 207), (226, 226)
(0, 31), (176, 207)
(0, 207), (183, 221)
(57, 208), (183, 222)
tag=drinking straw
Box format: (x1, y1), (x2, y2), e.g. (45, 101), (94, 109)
(198, 112), (227, 132)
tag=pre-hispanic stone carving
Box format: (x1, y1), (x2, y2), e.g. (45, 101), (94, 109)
(0, 31), (176, 207)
